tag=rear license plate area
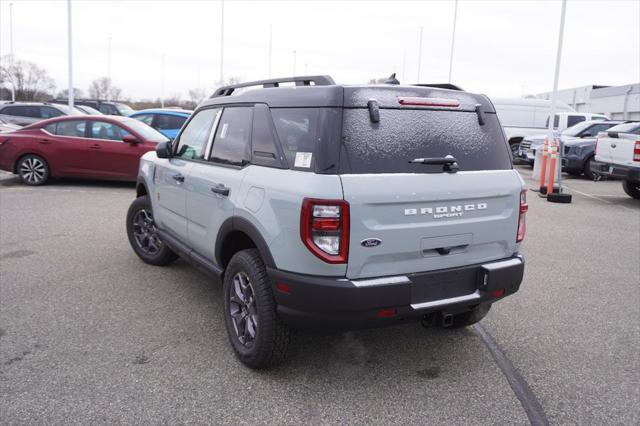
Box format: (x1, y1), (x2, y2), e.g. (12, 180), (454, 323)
(410, 268), (477, 304)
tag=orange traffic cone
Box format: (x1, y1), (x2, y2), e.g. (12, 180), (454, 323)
(538, 138), (550, 195)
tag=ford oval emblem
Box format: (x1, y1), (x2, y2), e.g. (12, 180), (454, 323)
(361, 238), (382, 248)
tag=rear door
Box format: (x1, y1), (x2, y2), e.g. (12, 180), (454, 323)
(338, 100), (522, 279)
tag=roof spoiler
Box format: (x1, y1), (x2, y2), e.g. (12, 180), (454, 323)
(211, 75), (336, 97)
(412, 83), (464, 91)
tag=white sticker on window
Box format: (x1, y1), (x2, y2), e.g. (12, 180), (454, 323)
(220, 123), (229, 138)
(294, 152), (313, 168)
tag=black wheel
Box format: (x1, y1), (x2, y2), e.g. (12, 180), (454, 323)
(223, 249), (291, 369)
(583, 157), (595, 181)
(622, 179), (640, 200)
(126, 195), (177, 266)
(17, 154), (49, 185)
(449, 303), (492, 328)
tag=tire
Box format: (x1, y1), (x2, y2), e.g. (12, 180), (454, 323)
(449, 303), (492, 328)
(126, 195), (178, 266)
(622, 179), (640, 200)
(17, 154), (49, 185)
(583, 157), (595, 181)
(509, 142), (521, 163)
(223, 249), (291, 369)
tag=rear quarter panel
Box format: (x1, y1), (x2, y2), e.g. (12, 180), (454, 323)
(236, 166), (346, 276)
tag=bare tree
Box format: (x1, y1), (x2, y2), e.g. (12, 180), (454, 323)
(88, 77), (122, 100)
(0, 55), (55, 101)
(188, 88), (206, 105)
(56, 87), (84, 99)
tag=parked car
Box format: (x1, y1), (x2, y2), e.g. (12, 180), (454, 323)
(126, 75), (526, 368)
(517, 120), (624, 178)
(129, 108), (192, 140)
(0, 118), (21, 132)
(0, 115), (169, 185)
(591, 122), (640, 199)
(0, 102), (87, 126)
(492, 97), (606, 161)
(75, 105), (103, 115)
(51, 99), (135, 116)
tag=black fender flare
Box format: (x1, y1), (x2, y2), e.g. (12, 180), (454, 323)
(136, 177), (149, 197)
(215, 217), (276, 269)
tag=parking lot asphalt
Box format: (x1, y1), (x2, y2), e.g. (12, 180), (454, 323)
(0, 167), (638, 424)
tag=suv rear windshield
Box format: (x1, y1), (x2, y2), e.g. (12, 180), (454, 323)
(340, 108), (511, 174)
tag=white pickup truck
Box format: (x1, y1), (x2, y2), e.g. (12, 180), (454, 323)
(491, 98), (606, 161)
(591, 122), (640, 199)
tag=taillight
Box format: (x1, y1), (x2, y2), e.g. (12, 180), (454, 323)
(634, 141), (640, 162)
(594, 138), (599, 156)
(300, 198), (349, 264)
(517, 190), (528, 243)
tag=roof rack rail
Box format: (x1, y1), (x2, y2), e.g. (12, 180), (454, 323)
(211, 75), (335, 97)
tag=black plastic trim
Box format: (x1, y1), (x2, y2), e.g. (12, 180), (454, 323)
(215, 216), (276, 269)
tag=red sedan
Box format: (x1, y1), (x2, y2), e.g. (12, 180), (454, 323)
(0, 115), (169, 185)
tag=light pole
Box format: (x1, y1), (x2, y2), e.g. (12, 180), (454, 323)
(417, 26), (423, 83)
(161, 54), (165, 108)
(268, 24), (273, 78)
(67, 0), (74, 109)
(292, 50), (296, 76)
(220, 0), (224, 85)
(107, 37), (112, 101)
(9, 2), (14, 58)
(546, 0), (570, 202)
(448, 0), (458, 83)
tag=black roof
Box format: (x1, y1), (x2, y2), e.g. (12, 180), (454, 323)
(202, 76), (494, 112)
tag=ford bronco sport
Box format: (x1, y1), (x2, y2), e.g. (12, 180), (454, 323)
(126, 75), (527, 368)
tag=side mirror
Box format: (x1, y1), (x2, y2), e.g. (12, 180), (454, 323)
(122, 134), (140, 144)
(156, 141), (173, 159)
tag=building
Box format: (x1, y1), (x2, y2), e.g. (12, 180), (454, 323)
(537, 83), (639, 121)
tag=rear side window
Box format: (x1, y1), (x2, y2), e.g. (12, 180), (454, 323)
(133, 114), (154, 126)
(270, 108), (342, 172)
(1, 106), (38, 117)
(340, 109), (511, 174)
(210, 107), (252, 166)
(156, 114), (187, 130)
(56, 120), (87, 137)
(40, 106), (64, 119)
(567, 115), (586, 127)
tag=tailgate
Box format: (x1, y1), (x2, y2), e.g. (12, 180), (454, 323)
(341, 171), (522, 279)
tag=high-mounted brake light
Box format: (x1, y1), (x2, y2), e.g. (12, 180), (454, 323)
(517, 190), (528, 243)
(300, 198), (349, 264)
(397, 97), (460, 108)
(634, 141), (640, 162)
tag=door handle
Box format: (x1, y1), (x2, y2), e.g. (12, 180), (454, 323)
(172, 173), (185, 183)
(39, 139), (51, 145)
(211, 184), (230, 196)
(89, 144), (102, 150)
(611, 143), (617, 148)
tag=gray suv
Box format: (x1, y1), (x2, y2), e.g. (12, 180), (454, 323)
(126, 76), (527, 368)
(0, 102), (86, 126)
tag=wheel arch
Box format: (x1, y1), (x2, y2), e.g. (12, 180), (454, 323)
(136, 178), (149, 198)
(13, 152), (53, 176)
(215, 217), (276, 270)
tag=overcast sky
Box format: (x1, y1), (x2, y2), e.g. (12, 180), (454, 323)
(0, 0), (638, 101)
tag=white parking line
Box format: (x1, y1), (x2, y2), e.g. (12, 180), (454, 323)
(562, 184), (637, 212)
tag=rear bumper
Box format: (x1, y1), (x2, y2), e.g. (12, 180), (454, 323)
(268, 255), (524, 331)
(590, 161), (640, 181)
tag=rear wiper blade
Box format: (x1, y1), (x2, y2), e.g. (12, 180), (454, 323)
(409, 155), (459, 173)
